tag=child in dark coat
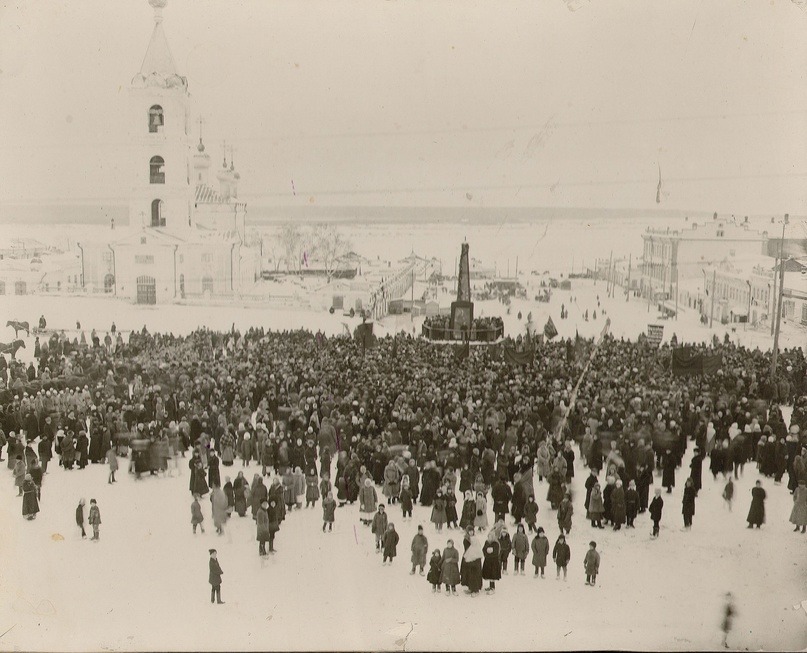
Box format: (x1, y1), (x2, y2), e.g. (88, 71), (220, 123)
(88, 499), (101, 540)
(524, 496), (539, 533)
(511, 523), (530, 575)
(498, 526), (512, 574)
(552, 533), (571, 580)
(209, 549), (224, 604)
(400, 477), (414, 520)
(427, 550), (443, 592)
(583, 541), (600, 586)
(322, 492), (336, 532)
(382, 523), (399, 564)
(371, 505), (388, 552)
(649, 488), (664, 538)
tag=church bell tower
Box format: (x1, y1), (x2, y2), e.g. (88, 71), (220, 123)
(128, 0), (192, 232)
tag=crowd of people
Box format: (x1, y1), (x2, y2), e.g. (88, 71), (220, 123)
(2, 318), (806, 601)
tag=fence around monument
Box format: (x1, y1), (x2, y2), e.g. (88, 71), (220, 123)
(421, 323), (503, 342)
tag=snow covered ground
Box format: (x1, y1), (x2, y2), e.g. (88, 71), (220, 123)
(0, 431), (805, 652)
(2, 274), (803, 358)
(0, 218), (805, 651)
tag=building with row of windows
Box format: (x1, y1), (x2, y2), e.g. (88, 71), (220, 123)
(701, 257), (807, 327)
(80, 0), (259, 304)
(639, 217), (769, 303)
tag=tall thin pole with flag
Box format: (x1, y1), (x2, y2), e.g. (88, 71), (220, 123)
(554, 318), (610, 441)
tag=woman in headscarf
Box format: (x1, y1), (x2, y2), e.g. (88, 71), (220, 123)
(462, 533), (484, 596)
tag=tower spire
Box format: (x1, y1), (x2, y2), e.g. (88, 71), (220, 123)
(150, 0), (167, 24)
(197, 116), (205, 151)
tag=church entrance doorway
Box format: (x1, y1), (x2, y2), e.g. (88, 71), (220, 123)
(136, 275), (156, 305)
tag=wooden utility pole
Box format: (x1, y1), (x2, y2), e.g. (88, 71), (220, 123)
(607, 250), (613, 296)
(771, 214), (789, 376)
(626, 253), (632, 302)
(410, 268), (414, 322)
(674, 266), (679, 320)
(709, 269), (716, 329)
(647, 238), (653, 313)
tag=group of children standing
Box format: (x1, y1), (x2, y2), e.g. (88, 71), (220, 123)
(421, 523), (601, 595)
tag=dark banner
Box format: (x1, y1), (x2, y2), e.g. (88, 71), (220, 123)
(671, 348), (723, 376)
(503, 346), (534, 366)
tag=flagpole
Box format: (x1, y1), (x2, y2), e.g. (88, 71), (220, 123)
(554, 318), (610, 442)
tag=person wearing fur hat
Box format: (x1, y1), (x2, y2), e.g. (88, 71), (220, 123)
(552, 533), (571, 580)
(410, 525), (428, 575)
(371, 504), (388, 551)
(531, 527), (550, 577)
(382, 523), (399, 565)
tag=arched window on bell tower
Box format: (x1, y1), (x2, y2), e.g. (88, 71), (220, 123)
(151, 199), (165, 227)
(149, 105), (164, 133)
(150, 156), (165, 184)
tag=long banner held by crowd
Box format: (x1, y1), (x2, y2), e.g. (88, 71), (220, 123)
(671, 347), (723, 376)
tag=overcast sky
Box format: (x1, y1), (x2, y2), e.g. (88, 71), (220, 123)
(1, 0), (806, 213)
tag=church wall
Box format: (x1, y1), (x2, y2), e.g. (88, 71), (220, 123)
(176, 243), (234, 297)
(114, 242), (177, 303)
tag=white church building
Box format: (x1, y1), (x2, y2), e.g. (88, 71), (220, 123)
(81, 0), (260, 304)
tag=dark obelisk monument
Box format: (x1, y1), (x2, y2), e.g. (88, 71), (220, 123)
(450, 242), (474, 339)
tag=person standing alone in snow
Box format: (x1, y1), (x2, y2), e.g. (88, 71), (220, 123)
(649, 488), (664, 538)
(88, 499), (101, 540)
(722, 477), (734, 511)
(584, 541), (600, 586)
(746, 480), (766, 529)
(76, 498), (87, 538)
(209, 549), (224, 604)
